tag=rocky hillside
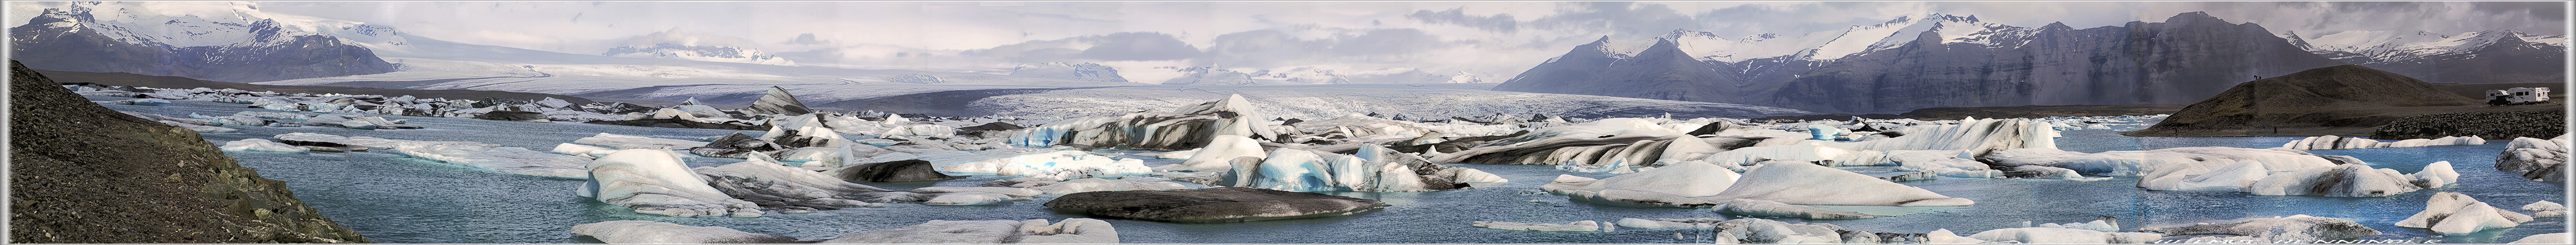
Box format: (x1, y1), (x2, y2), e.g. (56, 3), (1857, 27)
(1496, 12), (2349, 114)
(9, 61), (369, 243)
(2125, 64), (2553, 137)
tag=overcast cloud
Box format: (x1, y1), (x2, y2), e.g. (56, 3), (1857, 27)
(87, 1), (2569, 80)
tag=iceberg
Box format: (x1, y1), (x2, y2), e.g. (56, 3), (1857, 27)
(1043, 187), (1386, 223)
(982, 177), (1187, 195)
(2284, 135), (2486, 150)
(580, 149), (764, 218)
(1217, 145), (1505, 192)
(550, 143), (619, 158)
(1539, 161), (1739, 207)
(815, 219), (1118, 244)
(1613, 218), (1725, 228)
(1470, 220), (1606, 232)
(2495, 135), (2568, 182)
(1966, 227), (2163, 244)
(568, 220), (796, 244)
(1007, 94), (1282, 150)
(923, 149), (1151, 181)
(1706, 161), (1973, 206)
(2141, 215), (2379, 241)
(2396, 192), (2534, 235)
(746, 86), (812, 116)
(219, 139), (308, 153)
(2525, 200), (2566, 218)
(822, 159), (965, 182)
(1707, 198), (1884, 219)
(1152, 134), (1267, 172)
(572, 133), (707, 149)
(2246, 164), (2437, 197)
(1707, 218), (1906, 244)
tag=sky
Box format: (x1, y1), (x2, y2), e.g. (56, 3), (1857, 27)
(13, 1), (2569, 83)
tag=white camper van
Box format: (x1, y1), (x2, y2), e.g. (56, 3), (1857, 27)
(2485, 87), (2552, 106)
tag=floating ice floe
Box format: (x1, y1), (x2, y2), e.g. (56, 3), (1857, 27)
(1966, 227), (2163, 244)
(1540, 161), (1739, 207)
(1706, 218), (1940, 244)
(1470, 220), (1609, 232)
(568, 220), (797, 244)
(277, 132), (589, 178)
(581, 149), (765, 218)
(2141, 215), (2379, 241)
(1612, 218), (1726, 228)
(1153, 135), (1268, 172)
(95, 98), (170, 106)
(2496, 134), (2568, 182)
(219, 139), (308, 153)
(573, 133), (707, 150)
(983, 177), (1187, 195)
(696, 157), (1035, 211)
(2525, 200), (2566, 218)
(2283, 135), (2486, 150)
(1706, 161), (1973, 206)
(901, 148), (1151, 181)
(2244, 163), (2447, 197)
(2396, 192), (2534, 235)
(816, 219), (1119, 244)
(1213, 145), (1505, 192)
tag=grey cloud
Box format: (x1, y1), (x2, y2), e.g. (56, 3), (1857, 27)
(1406, 8), (1518, 33)
(1527, 2), (1707, 40)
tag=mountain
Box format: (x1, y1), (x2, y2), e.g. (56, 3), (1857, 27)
(2295, 29), (2566, 84)
(1152, 66), (1486, 85)
(827, 83), (1812, 120)
(601, 44), (795, 66)
(8, 1), (398, 82)
(1492, 12), (2557, 114)
(2124, 65), (2512, 137)
(1008, 62), (1129, 82)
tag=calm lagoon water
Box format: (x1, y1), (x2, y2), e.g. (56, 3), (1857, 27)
(101, 98), (2569, 244)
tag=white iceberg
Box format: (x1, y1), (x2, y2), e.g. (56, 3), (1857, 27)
(573, 133), (708, 150)
(1219, 145), (1505, 192)
(550, 143), (619, 158)
(984, 177), (1187, 195)
(2525, 200), (2565, 218)
(1153, 134), (1266, 172)
(1966, 227), (2162, 244)
(219, 139), (308, 153)
(568, 220), (796, 244)
(277, 133), (588, 178)
(2247, 164), (2435, 197)
(1470, 220), (1604, 232)
(816, 219), (1118, 244)
(905, 149), (1151, 181)
(2141, 215), (2380, 241)
(1007, 94), (1281, 150)
(1706, 161), (1973, 206)
(1540, 161), (1738, 207)
(2396, 192), (2534, 235)
(2496, 135), (2568, 182)
(580, 149), (763, 218)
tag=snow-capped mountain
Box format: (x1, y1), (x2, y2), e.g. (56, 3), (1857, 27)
(9, 1), (398, 82)
(1498, 12), (2354, 114)
(2284, 29), (2566, 84)
(1442, 72), (1487, 83)
(1007, 62), (1128, 82)
(600, 44), (795, 66)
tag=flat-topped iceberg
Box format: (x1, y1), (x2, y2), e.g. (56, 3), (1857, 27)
(572, 133), (707, 150)
(277, 132), (589, 178)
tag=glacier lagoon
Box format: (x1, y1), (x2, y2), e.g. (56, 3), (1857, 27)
(101, 98), (2565, 244)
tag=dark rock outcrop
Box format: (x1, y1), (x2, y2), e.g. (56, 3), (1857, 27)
(1043, 187), (1387, 223)
(2368, 110), (2567, 140)
(9, 61), (368, 243)
(2128, 65), (2501, 137)
(824, 160), (966, 182)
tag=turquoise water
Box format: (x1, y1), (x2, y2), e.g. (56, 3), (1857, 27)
(100, 98), (2569, 243)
